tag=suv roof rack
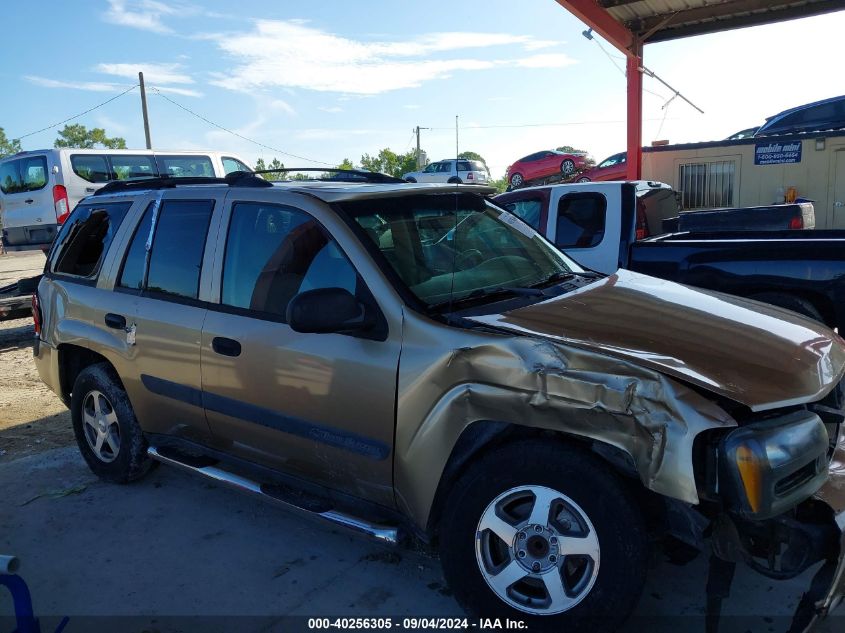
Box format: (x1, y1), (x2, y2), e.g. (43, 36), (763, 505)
(94, 174), (273, 196)
(93, 168), (406, 196)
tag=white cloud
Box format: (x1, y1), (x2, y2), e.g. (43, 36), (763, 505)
(96, 62), (194, 85)
(25, 75), (132, 92)
(208, 20), (576, 95)
(269, 99), (296, 116)
(318, 106), (344, 114)
(104, 0), (177, 34)
(152, 85), (204, 98)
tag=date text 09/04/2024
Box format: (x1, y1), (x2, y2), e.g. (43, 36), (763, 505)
(307, 618), (527, 630)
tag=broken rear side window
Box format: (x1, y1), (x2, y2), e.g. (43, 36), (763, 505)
(51, 202), (132, 278)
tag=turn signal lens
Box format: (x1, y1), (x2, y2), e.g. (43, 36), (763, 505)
(735, 444), (763, 513)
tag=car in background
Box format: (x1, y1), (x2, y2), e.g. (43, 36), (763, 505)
(0, 149), (252, 251)
(575, 151), (626, 182)
(402, 159), (488, 184)
(505, 150), (588, 187)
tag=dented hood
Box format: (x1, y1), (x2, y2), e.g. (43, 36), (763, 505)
(469, 269), (845, 412)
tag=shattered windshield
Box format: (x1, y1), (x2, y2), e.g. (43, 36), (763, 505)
(342, 193), (581, 308)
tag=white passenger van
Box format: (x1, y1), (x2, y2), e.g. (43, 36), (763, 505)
(0, 149), (251, 250)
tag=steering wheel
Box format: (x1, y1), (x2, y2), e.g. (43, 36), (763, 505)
(455, 249), (484, 270)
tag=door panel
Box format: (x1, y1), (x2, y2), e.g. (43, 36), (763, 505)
(201, 195), (401, 505)
(113, 194), (220, 443)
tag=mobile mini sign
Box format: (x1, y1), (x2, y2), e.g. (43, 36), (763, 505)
(754, 141), (802, 165)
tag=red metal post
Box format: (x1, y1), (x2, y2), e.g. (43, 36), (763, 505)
(626, 40), (643, 180)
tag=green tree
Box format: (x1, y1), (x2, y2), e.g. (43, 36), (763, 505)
(336, 158), (355, 171)
(555, 145), (595, 168)
(254, 157), (286, 181)
(0, 127), (21, 158)
(360, 148), (418, 178)
(54, 124), (126, 149)
(488, 176), (509, 194)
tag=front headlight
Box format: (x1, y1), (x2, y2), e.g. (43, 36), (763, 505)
(721, 410), (829, 519)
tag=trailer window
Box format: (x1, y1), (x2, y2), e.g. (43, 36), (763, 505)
(678, 161), (735, 209)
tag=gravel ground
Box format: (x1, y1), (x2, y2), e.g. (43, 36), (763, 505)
(0, 252), (73, 461)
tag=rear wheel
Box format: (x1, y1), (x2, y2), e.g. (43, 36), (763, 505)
(509, 173), (524, 187)
(577, 176), (591, 183)
(447, 177), (462, 184)
(561, 160), (576, 175)
(71, 364), (154, 484)
(439, 440), (646, 632)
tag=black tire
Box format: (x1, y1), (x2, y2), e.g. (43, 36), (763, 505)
(447, 177), (462, 184)
(561, 159), (576, 175)
(509, 173), (524, 187)
(405, 177), (417, 183)
(71, 363), (154, 484)
(577, 177), (591, 183)
(748, 292), (824, 323)
(439, 439), (646, 632)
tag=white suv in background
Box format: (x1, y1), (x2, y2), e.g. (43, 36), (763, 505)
(0, 149), (251, 251)
(403, 159), (489, 185)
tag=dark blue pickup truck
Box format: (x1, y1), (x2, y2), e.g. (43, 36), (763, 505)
(495, 182), (845, 330)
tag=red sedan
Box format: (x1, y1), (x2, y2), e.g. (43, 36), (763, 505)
(575, 151), (627, 182)
(505, 150), (588, 187)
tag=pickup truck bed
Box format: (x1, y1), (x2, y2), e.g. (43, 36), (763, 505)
(494, 182), (845, 332)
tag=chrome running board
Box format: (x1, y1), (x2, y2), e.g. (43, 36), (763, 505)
(147, 446), (399, 545)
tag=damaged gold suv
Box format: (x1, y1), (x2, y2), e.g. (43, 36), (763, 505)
(33, 171), (845, 630)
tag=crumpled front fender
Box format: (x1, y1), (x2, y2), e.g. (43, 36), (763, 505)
(393, 311), (737, 530)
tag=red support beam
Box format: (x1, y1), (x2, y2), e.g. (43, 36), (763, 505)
(626, 42), (643, 180)
(555, 0), (633, 55)
(556, 1), (642, 179)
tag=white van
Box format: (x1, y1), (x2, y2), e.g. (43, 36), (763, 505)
(0, 149), (251, 250)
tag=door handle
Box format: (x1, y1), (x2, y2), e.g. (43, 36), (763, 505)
(25, 199), (34, 204)
(212, 337), (241, 357)
(104, 313), (127, 330)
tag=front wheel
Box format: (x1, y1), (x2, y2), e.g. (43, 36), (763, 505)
(561, 159), (576, 175)
(509, 173), (524, 187)
(439, 440), (646, 632)
(405, 177), (417, 183)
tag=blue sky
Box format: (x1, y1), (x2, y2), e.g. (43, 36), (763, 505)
(2, 1), (844, 178)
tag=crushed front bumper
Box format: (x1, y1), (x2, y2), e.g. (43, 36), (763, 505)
(802, 430), (845, 629)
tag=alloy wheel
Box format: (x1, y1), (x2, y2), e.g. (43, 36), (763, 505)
(82, 390), (121, 463)
(475, 485), (600, 615)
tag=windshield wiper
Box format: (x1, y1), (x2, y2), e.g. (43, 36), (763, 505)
(430, 285), (546, 311)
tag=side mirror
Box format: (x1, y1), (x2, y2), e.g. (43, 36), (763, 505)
(286, 287), (372, 334)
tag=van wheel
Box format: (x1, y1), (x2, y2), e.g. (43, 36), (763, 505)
(749, 292), (824, 324)
(71, 363), (154, 484)
(438, 440), (646, 632)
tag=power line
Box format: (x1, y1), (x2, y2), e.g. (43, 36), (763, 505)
(13, 84), (139, 142)
(426, 116), (680, 131)
(149, 87), (333, 166)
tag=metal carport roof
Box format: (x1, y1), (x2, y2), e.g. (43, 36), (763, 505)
(597, 0), (845, 44)
(554, 0), (845, 179)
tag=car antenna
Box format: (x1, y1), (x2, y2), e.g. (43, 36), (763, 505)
(447, 114), (460, 316)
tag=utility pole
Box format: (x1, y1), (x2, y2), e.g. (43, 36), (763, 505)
(455, 115), (459, 161)
(138, 72), (152, 149)
(414, 126), (429, 170)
